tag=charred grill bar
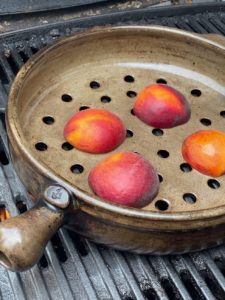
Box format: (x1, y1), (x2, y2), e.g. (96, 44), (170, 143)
(0, 3), (225, 300)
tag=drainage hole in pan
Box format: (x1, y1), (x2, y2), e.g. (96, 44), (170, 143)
(200, 118), (211, 126)
(152, 128), (164, 136)
(90, 81), (100, 89)
(126, 129), (134, 138)
(180, 163), (192, 172)
(61, 94), (73, 102)
(156, 78), (167, 84)
(155, 199), (169, 211)
(183, 193), (196, 204)
(79, 106), (90, 111)
(220, 111), (225, 118)
(42, 116), (55, 125)
(71, 164), (84, 174)
(207, 179), (220, 189)
(101, 96), (111, 103)
(35, 142), (48, 151)
(130, 108), (135, 116)
(127, 91), (137, 98)
(124, 75), (135, 83)
(158, 174), (163, 183)
(62, 142), (74, 151)
(191, 89), (201, 97)
(157, 150), (169, 158)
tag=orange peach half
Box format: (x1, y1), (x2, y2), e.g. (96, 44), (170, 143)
(88, 151), (159, 208)
(134, 84), (191, 128)
(64, 108), (126, 154)
(182, 130), (225, 177)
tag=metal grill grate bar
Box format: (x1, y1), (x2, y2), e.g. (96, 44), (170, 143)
(128, 254), (170, 300)
(158, 257), (192, 300)
(10, 50), (24, 70)
(44, 243), (75, 300)
(59, 230), (98, 300)
(201, 252), (225, 294)
(85, 243), (125, 300)
(209, 17), (225, 35)
(0, 57), (13, 85)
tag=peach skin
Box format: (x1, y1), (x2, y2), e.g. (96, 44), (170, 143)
(64, 108), (126, 153)
(134, 84), (191, 128)
(88, 151), (159, 208)
(182, 130), (225, 177)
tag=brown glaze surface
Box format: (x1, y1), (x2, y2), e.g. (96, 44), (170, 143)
(1, 27), (225, 272)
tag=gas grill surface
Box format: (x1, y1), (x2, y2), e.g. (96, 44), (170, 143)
(0, 4), (225, 300)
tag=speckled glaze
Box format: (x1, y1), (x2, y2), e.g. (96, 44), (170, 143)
(0, 26), (225, 272)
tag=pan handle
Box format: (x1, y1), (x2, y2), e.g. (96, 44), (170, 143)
(0, 185), (72, 272)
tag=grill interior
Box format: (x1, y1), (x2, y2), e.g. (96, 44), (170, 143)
(0, 4), (225, 299)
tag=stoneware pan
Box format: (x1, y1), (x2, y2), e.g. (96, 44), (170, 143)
(0, 26), (225, 272)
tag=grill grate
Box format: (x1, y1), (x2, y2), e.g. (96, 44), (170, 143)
(0, 4), (225, 300)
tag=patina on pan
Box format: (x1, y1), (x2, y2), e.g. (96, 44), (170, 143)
(0, 26), (225, 272)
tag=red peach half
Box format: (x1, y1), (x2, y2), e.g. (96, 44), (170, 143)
(64, 108), (126, 154)
(88, 151), (159, 208)
(134, 83), (191, 128)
